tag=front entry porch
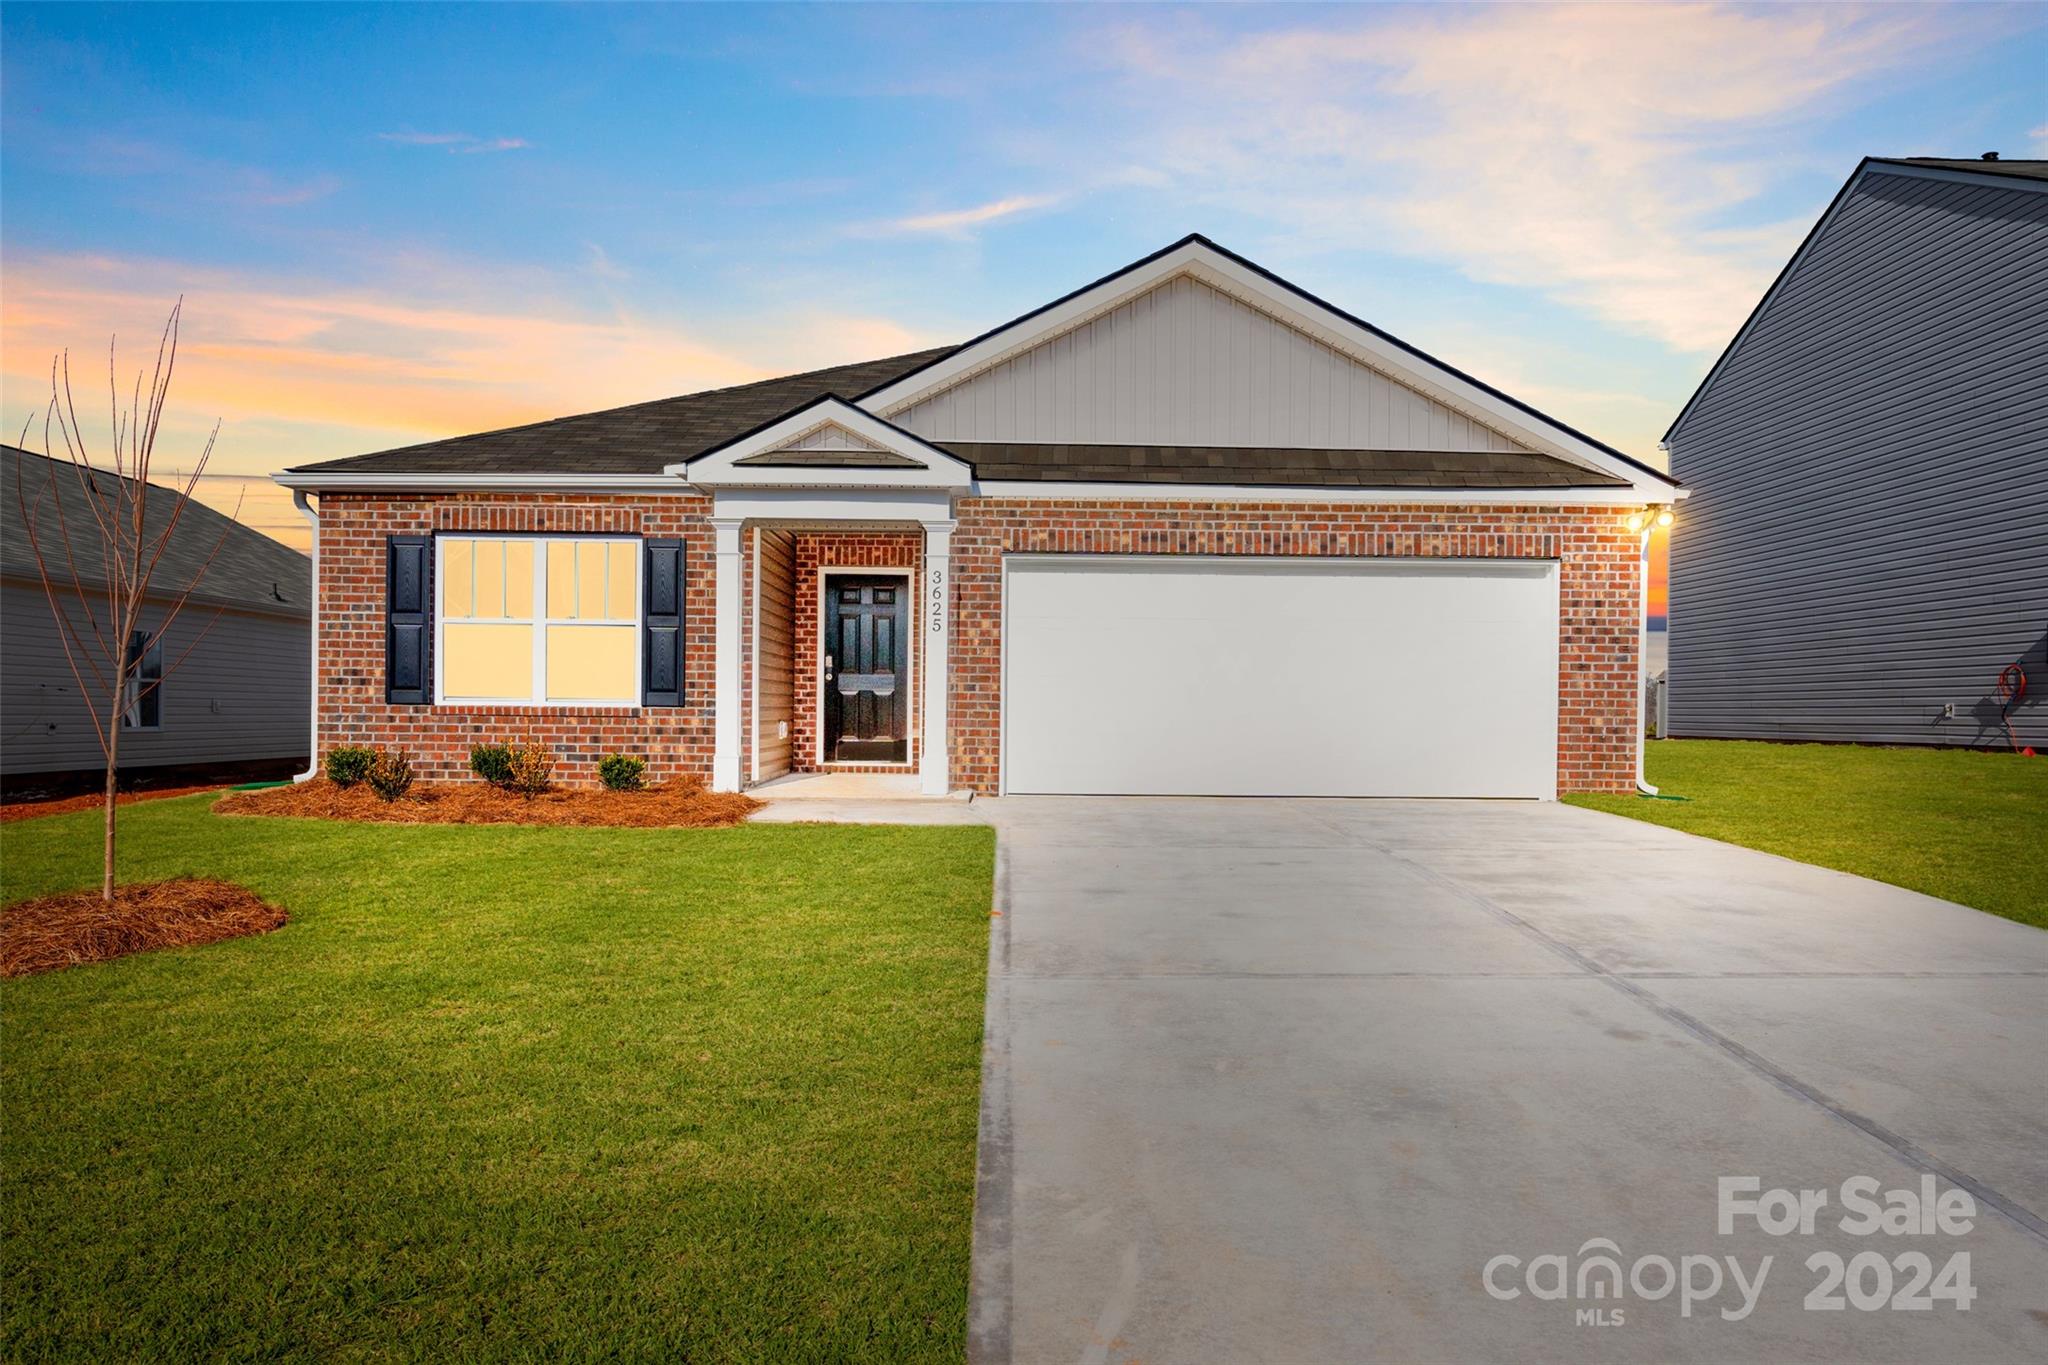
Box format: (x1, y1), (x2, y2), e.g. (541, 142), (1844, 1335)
(725, 522), (950, 793)
(681, 396), (971, 798)
(707, 500), (957, 798)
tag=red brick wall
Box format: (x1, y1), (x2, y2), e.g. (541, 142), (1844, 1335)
(948, 498), (1642, 796)
(314, 493), (717, 786)
(318, 494), (1641, 796)
(788, 531), (923, 773)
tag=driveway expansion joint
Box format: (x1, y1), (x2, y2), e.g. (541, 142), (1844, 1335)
(966, 835), (1015, 1365)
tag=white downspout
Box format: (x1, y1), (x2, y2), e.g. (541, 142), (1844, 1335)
(292, 490), (321, 782)
(1635, 524), (1658, 796)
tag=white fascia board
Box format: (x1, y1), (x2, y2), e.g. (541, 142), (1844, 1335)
(857, 239), (1678, 497)
(969, 481), (1681, 506)
(270, 471), (693, 493)
(672, 396), (973, 489)
(710, 487), (957, 524)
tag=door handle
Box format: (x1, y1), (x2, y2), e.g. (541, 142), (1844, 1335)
(824, 653), (835, 682)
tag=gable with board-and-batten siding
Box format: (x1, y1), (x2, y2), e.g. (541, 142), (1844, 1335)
(888, 274), (1532, 454)
(774, 424), (889, 453)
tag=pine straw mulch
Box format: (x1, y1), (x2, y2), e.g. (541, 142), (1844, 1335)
(1, 878), (288, 978)
(0, 784), (223, 824)
(213, 778), (762, 829)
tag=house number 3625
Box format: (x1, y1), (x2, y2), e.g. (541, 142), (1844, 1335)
(928, 569), (944, 632)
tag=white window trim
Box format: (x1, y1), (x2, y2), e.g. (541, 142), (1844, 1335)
(433, 533), (644, 709)
(815, 566), (917, 769)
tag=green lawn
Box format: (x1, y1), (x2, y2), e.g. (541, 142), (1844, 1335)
(0, 796), (996, 1362)
(1566, 740), (2048, 929)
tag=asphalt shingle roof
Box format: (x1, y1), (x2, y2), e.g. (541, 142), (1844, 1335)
(282, 344), (1629, 489)
(286, 349), (957, 477)
(4, 444), (309, 616)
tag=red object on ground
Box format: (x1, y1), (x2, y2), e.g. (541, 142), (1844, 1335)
(1996, 663), (2033, 756)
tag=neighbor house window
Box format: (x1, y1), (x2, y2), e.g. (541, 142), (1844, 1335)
(123, 629), (162, 729)
(438, 537), (639, 705)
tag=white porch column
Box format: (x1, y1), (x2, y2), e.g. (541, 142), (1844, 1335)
(711, 517), (746, 793)
(920, 518), (955, 796)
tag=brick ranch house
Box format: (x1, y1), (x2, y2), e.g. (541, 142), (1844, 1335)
(276, 236), (1684, 799)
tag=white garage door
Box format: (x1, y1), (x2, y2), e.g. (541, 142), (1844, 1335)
(1002, 556), (1560, 798)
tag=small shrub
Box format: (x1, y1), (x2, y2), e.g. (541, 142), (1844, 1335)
(366, 748), (415, 802)
(324, 746), (374, 788)
(507, 738), (553, 799)
(468, 743), (514, 787)
(598, 754), (647, 792)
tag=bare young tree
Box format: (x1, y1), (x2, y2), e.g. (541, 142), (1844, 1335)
(16, 301), (240, 901)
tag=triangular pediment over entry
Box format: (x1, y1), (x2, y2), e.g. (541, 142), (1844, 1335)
(674, 397), (973, 489)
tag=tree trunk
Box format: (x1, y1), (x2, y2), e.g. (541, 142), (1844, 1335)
(103, 699), (122, 901)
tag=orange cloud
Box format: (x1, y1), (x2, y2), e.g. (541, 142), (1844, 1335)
(3, 254), (766, 432)
(2, 251), (940, 553)
(0, 253), (937, 552)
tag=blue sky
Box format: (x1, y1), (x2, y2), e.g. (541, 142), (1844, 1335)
(4, 1), (2044, 576)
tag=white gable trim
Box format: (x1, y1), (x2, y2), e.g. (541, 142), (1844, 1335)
(673, 396), (974, 490)
(858, 237), (1678, 495)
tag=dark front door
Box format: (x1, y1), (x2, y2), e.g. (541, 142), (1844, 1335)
(824, 575), (908, 763)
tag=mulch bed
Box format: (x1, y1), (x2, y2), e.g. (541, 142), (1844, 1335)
(1, 878), (288, 978)
(214, 778), (762, 829)
(0, 785), (223, 824)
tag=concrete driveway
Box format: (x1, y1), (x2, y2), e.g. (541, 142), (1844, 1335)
(968, 798), (2048, 1364)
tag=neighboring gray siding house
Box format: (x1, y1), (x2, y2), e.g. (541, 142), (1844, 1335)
(3, 444), (311, 788)
(1666, 156), (2047, 749)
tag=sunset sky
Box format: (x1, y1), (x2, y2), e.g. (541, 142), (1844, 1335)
(4, 3), (2044, 621)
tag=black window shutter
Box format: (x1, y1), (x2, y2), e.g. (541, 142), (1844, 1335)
(643, 537), (684, 707)
(386, 536), (432, 705)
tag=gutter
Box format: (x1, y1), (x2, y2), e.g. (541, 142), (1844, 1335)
(270, 470), (1683, 506)
(271, 471), (693, 493)
(291, 490), (321, 783)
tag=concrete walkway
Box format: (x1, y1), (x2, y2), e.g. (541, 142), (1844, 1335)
(969, 798), (2048, 1363)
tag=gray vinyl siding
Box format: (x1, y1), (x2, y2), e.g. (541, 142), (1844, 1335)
(1667, 165), (2048, 748)
(891, 274), (1529, 452)
(2, 581), (310, 776)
